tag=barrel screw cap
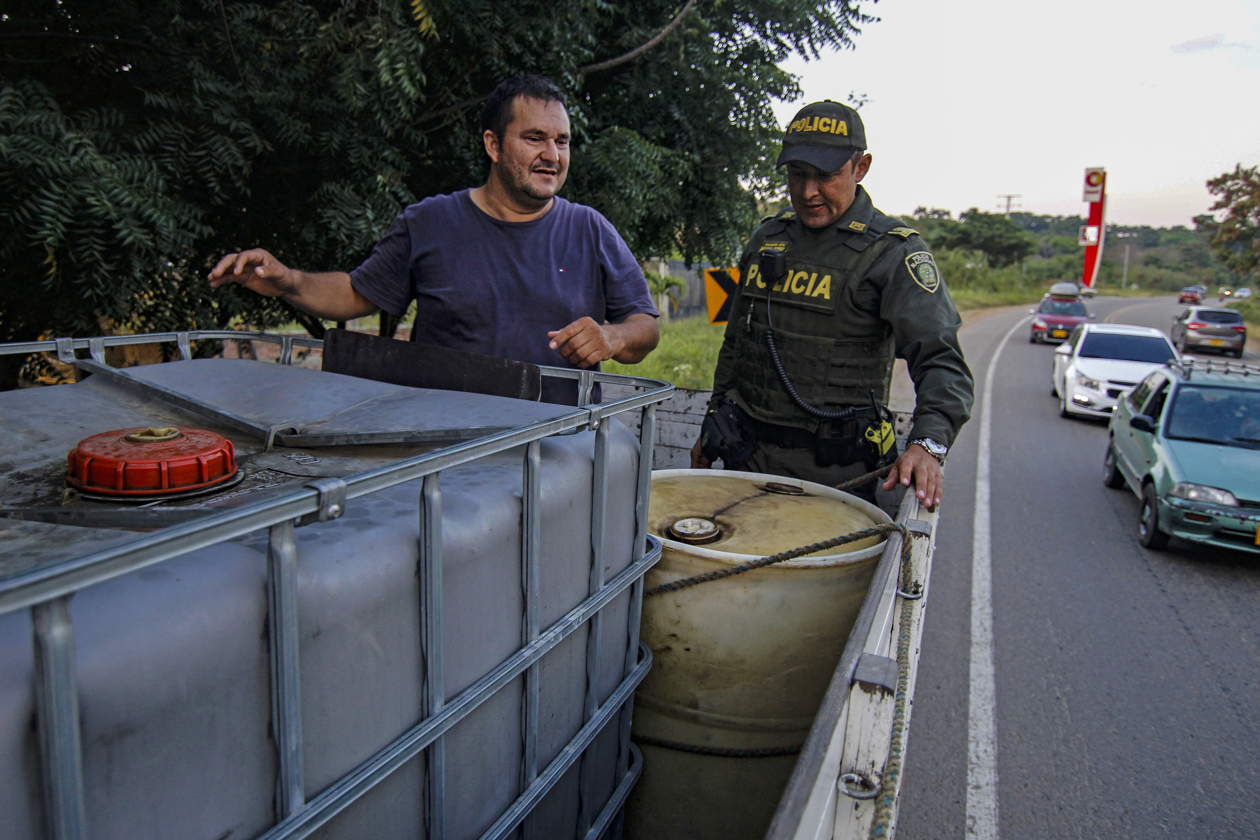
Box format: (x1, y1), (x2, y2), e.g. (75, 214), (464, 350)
(668, 517), (721, 544)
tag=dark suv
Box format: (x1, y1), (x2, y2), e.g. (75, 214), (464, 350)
(1170, 307), (1246, 358)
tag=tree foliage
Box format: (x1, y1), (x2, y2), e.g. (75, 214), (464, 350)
(1200, 164), (1260, 278)
(0, 0), (875, 386)
(910, 208), (1036, 268)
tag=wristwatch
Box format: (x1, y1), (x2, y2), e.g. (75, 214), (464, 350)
(908, 437), (948, 465)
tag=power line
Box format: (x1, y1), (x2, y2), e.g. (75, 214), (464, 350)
(996, 194), (1021, 218)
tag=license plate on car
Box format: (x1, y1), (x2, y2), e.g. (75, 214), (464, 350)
(1255, 522), (1260, 546)
(1210, 339), (1224, 346)
(1051, 329), (1067, 338)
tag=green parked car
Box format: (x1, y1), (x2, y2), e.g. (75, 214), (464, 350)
(1104, 359), (1260, 552)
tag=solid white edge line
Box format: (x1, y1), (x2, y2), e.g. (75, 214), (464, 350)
(966, 315), (1027, 840)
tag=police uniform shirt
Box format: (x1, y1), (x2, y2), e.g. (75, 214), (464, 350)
(711, 185), (974, 448)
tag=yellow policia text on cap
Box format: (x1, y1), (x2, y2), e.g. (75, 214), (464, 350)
(788, 116), (848, 137)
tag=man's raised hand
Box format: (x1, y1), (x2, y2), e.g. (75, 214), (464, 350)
(208, 249), (296, 298)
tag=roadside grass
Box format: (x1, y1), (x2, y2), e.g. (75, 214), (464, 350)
(951, 284), (1170, 309)
(950, 287), (1045, 309)
(603, 315), (725, 390)
(1228, 297), (1260, 332)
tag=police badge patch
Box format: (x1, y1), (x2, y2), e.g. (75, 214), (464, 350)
(905, 252), (941, 293)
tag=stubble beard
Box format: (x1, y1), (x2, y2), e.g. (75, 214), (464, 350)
(500, 162), (564, 212)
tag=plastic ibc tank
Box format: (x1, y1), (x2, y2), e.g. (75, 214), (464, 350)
(0, 358), (646, 840)
(624, 469), (890, 840)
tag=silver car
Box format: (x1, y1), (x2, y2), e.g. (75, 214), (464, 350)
(1170, 306), (1246, 358)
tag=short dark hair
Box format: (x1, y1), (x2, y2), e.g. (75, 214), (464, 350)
(481, 75), (567, 141)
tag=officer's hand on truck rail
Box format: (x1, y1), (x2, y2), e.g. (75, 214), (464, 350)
(882, 444), (943, 508)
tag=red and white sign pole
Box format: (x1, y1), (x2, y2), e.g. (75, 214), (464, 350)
(1079, 167), (1106, 288)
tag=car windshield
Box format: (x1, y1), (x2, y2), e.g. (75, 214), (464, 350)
(1166, 386), (1260, 448)
(1195, 310), (1242, 324)
(1040, 300), (1086, 316)
(1078, 333), (1176, 363)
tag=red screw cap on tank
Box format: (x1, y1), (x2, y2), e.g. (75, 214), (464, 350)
(66, 426), (238, 496)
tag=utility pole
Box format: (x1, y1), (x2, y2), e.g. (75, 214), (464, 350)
(996, 194), (1021, 218)
(1120, 244), (1130, 289)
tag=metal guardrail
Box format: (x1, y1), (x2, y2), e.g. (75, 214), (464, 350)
(1, 330), (675, 840)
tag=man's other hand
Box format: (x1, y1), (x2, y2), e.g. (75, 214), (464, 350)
(548, 317), (615, 368)
(881, 443), (943, 508)
(549, 313), (658, 367)
(690, 438), (713, 469)
(208, 249), (296, 298)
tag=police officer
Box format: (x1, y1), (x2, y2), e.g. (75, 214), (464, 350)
(690, 101), (973, 507)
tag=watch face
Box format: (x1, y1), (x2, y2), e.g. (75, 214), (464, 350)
(914, 439), (946, 458)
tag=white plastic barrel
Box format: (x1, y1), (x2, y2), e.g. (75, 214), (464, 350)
(625, 469), (890, 840)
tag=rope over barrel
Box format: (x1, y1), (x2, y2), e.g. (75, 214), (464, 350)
(645, 521), (912, 598)
(833, 462), (896, 493)
(632, 733), (801, 758)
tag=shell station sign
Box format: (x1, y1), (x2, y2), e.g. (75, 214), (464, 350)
(1079, 168), (1106, 288)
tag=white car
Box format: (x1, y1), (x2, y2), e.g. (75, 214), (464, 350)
(1052, 323), (1179, 418)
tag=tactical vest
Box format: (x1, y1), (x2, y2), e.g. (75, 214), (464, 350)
(729, 209), (909, 432)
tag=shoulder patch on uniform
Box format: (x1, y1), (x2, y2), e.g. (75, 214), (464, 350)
(887, 226), (919, 239)
(847, 221), (867, 232)
(905, 252), (941, 293)
(761, 209), (796, 224)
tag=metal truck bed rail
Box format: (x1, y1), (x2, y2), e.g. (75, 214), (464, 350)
(766, 484), (938, 840)
(0, 330), (674, 840)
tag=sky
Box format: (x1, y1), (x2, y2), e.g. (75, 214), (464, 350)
(772, 0), (1260, 227)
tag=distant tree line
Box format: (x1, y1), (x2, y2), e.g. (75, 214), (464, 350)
(902, 202), (1236, 297)
(909, 208), (1036, 267)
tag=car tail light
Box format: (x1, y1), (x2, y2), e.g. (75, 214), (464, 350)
(1187, 322), (1206, 330)
(1233, 325), (1247, 332)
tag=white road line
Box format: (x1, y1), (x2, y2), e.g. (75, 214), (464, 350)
(966, 316), (1026, 840)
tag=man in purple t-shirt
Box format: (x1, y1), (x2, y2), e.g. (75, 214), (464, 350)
(208, 76), (659, 403)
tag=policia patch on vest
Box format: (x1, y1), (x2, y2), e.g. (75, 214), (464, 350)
(744, 260), (840, 314)
(905, 252), (941, 293)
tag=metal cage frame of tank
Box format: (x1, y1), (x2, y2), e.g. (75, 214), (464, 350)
(0, 330), (675, 840)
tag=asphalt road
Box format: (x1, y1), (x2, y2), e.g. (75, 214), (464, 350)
(896, 295), (1260, 839)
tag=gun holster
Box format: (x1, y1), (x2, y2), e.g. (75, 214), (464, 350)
(813, 408), (899, 471)
(700, 397), (759, 468)
(812, 416), (860, 468)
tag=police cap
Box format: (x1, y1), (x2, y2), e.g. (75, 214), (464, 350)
(776, 100), (867, 173)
